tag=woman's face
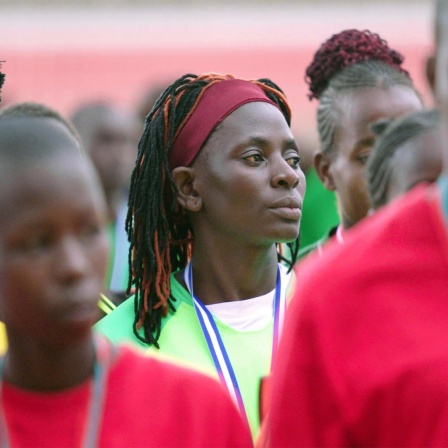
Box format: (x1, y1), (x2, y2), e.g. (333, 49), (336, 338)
(190, 101), (306, 245)
(385, 129), (444, 205)
(0, 120), (109, 349)
(319, 85), (422, 229)
(88, 111), (138, 197)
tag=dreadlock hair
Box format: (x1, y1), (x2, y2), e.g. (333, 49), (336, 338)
(367, 109), (440, 209)
(305, 29), (419, 155)
(127, 73), (295, 347)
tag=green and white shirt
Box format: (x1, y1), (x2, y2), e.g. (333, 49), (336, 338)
(95, 265), (295, 437)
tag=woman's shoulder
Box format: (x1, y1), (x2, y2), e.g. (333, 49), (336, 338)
(94, 296), (147, 348)
(94, 272), (192, 348)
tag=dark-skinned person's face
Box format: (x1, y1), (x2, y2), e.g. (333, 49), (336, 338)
(189, 101), (306, 245)
(0, 118), (109, 348)
(385, 129), (444, 204)
(316, 85), (422, 229)
(89, 112), (138, 195)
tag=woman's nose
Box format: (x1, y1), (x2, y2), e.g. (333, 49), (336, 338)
(55, 236), (89, 283)
(271, 158), (301, 189)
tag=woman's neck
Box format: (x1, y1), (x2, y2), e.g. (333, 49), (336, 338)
(3, 333), (96, 392)
(185, 237), (279, 305)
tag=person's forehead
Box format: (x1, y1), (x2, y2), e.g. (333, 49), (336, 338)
(349, 86), (418, 121)
(94, 108), (136, 130)
(0, 116), (80, 161)
(388, 130), (442, 181)
(193, 102), (293, 166)
(0, 151), (83, 193)
(218, 102), (289, 132)
(94, 118), (135, 137)
(406, 129), (444, 164)
(0, 117), (90, 216)
(0, 155), (101, 230)
(336, 86), (422, 145)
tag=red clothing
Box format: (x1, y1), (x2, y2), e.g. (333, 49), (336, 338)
(267, 184), (448, 447)
(3, 344), (252, 448)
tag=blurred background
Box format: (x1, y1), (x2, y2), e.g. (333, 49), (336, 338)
(0, 0), (434, 137)
(0, 0), (435, 246)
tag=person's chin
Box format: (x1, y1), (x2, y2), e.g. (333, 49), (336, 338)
(269, 227), (300, 245)
(55, 300), (99, 332)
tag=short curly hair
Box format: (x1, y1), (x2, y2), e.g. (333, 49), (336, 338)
(306, 29), (408, 101)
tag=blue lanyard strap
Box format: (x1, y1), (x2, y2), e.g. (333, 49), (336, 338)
(271, 266), (285, 362)
(184, 262), (284, 425)
(0, 337), (113, 448)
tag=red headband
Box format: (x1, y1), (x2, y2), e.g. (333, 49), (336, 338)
(169, 79), (279, 170)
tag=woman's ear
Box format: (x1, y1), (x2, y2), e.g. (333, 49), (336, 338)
(314, 151), (336, 191)
(172, 167), (203, 212)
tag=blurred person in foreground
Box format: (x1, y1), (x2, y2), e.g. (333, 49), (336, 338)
(265, 2), (448, 446)
(71, 102), (139, 298)
(0, 102), (252, 448)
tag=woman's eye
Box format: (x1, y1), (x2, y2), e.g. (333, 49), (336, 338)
(286, 156), (301, 169)
(245, 154), (264, 163)
(358, 154), (370, 165)
(20, 235), (52, 255)
(79, 223), (101, 242)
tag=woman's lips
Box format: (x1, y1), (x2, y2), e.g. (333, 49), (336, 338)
(268, 206), (302, 220)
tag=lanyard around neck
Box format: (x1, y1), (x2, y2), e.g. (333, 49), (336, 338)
(0, 337), (112, 448)
(183, 262), (285, 423)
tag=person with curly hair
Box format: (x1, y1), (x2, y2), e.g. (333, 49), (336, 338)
(298, 29), (423, 259)
(264, 5), (448, 445)
(95, 73), (305, 438)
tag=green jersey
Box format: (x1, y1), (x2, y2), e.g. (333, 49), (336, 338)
(95, 268), (296, 438)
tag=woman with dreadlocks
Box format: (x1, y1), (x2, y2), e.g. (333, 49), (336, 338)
(298, 29), (423, 260)
(95, 73), (305, 437)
